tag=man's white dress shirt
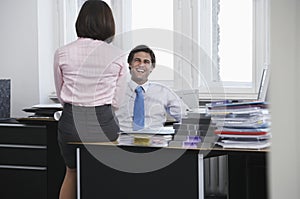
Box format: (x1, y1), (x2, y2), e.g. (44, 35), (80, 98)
(116, 80), (187, 132)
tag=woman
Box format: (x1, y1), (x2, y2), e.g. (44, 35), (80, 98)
(53, 1), (127, 198)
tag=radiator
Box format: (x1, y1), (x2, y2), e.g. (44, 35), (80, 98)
(204, 155), (228, 197)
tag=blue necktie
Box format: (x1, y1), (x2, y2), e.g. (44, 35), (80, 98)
(133, 86), (144, 130)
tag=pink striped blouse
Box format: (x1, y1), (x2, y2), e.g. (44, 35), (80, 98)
(54, 38), (128, 108)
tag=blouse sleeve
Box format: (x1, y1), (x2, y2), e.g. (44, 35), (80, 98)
(53, 50), (64, 105)
(112, 58), (128, 109)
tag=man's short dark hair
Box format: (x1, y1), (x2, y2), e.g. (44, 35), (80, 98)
(127, 45), (156, 68)
(75, 0), (115, 43)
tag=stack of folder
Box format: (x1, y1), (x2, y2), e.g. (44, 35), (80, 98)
(22, 104), (63, 120)
(117, 127), (174, 147)
(207, 101), (271, 149)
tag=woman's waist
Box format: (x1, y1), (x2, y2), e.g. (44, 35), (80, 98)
(64, 103), (111, 109)
(61, 95), (113, 107)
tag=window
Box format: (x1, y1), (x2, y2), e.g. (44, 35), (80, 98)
(130, 0), (174, 83)
(60, 0), (270, 100)
(174, 0), (270, 99)
(218, 0), (253, 83)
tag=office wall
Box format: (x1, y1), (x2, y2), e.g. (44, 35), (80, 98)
(0, 0), (58, 117)
(270, 0), (300, 198)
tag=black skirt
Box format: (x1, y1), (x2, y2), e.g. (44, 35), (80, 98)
(57, 103), (119, 168)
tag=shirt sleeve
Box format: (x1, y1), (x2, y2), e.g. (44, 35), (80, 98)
(166, 89), (187, 122)
(53, 50), (64, 105)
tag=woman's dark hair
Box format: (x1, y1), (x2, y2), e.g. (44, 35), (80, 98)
(75, 0), (115, 43)
(127, 45), (156, 68)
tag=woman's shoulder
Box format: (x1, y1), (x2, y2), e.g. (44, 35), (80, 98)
(55, 39), (79, 53)
(101, 43), (126, 64)
(102, 42), (124, 54)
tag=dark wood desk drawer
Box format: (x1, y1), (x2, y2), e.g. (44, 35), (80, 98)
(0, 168), (47, 198)
(0, 124), (47, 145)
(0, 146), (47, 166)
(0, 121), (65, 199)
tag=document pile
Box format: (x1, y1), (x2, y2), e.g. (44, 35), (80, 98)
(168, 111), (212, 148)
(117, 127), (174, 147)
(207, 101), (271, 149)
(22, 104), (63, 120)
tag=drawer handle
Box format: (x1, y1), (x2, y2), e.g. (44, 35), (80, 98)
(0, 165), (47, 171)
(0, 144), (46, 149)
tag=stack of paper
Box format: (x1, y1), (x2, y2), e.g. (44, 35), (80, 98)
(117, 127), (174, 147)
(207, 101), (271, 149)
(215, 133), (271, 149)
(22, 104), (63, 119)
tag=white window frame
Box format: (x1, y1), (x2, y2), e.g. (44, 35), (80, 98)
(58, 0), (270, 100)
(174, 0), (270, 100)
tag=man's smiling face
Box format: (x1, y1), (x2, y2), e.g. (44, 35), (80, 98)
(129, 51), (154, 85)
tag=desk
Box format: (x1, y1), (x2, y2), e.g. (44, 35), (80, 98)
(76, 143), (268, 199)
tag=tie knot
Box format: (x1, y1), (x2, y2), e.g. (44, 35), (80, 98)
(135, 86), (143, 93)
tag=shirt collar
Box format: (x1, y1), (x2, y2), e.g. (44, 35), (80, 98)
(129, 80), (150, 92)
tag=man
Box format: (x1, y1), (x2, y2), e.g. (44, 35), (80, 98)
(116, 45), (187, 132)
